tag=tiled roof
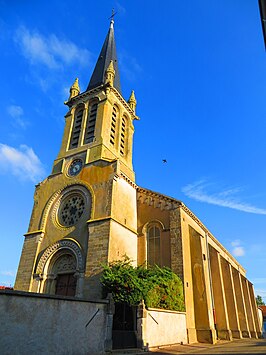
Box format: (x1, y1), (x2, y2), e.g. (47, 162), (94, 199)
(0, 286), (13, 290)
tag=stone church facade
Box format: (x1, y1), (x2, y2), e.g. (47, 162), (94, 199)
(14, 19), (261, 344)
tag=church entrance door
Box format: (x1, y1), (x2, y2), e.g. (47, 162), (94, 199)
(112, 302), (137, 349)
(55, 273), (77, 296)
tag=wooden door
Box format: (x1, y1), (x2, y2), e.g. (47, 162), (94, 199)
(55, 273), (76, 296)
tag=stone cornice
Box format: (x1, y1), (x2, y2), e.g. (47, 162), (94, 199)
(87, 216), (137, 235)
(179, 203), (208, 233)
(109, 86), (139, 120)
(119, 172), (137, 189)
(65, 86), (103, 106)
(137, 187), (181, 211)
(24, 230), (45, 237)
(65, 84), (139, 121)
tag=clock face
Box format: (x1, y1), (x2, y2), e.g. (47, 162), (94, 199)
(68, 159), (83, 176)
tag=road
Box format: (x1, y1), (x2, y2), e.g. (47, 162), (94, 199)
(150, 339), (266, 354)
(112, 339), (266, 355)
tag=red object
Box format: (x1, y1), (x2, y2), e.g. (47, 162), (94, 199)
(0, 286), (13, 290)
(259, 306), (266, 317)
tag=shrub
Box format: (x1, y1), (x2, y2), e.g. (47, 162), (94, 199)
(101, 257), (185, 311)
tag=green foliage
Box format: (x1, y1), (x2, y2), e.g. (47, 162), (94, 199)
(256, 295), (265, 306)
(144, 266), (185, 311)
(101, 257), (143, 306)
(101, 257), (185, 311)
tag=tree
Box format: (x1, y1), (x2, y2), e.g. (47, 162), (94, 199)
(101, 257), (185, 311)
(256, 295), (265, 306)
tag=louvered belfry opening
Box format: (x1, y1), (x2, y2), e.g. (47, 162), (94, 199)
(120, 116), (126, 155)
(110, 106), (117, 145)
(84, 103), (98, 144)
(69, 108), (83, 149)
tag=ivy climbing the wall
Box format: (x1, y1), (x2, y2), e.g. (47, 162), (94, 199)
(101, 257), (185, 311)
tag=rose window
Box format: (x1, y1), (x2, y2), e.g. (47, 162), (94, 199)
(58, 194), (85, 227)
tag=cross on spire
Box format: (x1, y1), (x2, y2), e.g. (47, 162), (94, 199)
(109, 8), (117, 28)
(109, 8), (117, 20)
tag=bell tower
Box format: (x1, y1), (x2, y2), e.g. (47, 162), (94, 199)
(15, 19), (139, 299)
(53, 17), (138, 182)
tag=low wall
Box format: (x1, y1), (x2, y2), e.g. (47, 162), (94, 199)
(138, 305), (187, 349)
(258, 308), (266, 338)
(0, 290), (113, 355)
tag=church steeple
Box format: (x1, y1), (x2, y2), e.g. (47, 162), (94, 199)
(87, 19), (121, 93)
(54, 18), (138, 182)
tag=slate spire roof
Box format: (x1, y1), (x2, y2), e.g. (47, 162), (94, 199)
(87, 19), (121, 93)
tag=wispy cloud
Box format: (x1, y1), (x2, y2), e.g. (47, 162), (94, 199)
(120, 51), (142, 82)
(0, 271), (15, 277)
(0, 144), (45, 182)
(14, 26), (91, 69)
(182, 180), (266, 215)
(7, 105), (23, 118)
(231, 240), (240, 247)
(115, 1), (126, 15)
(253, 278), (266, 285)
(7, 105), (28, 128)
(254, 288), (266, 300)
(230, 240), (245, 257)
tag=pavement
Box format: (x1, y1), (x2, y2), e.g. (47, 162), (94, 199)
(111, 339), (266, 355)
(151, 339), (266, 354)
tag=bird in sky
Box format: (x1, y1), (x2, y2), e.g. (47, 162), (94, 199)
(162, 159), (167, 163)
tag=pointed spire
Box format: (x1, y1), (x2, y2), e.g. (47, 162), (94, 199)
(128, 90), (137, 113)
(87, 19), (121, 93)
(68, 78), (80, 100)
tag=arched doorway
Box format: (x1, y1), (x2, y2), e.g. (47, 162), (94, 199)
(51, 252), (77, 296)
(35, 239), (84, 297)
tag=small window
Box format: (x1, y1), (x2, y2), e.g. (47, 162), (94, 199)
(83, 103), (98, 144)
(110, 106), (118, 145)
(147, 226), (161, 266)
(69, 108), (83, 149)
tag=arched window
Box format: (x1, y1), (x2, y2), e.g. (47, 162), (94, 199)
(147, 225), (161, 266)
(69, 108), (84, 149)
(83, 102), (98, 144)
(110, 106), (118, 145)
(120, 115), (127, 155)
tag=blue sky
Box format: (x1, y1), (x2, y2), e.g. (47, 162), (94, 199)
(0, 0), (266, 301)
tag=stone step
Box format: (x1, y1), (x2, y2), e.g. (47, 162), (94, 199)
(111, 349), (145, 354)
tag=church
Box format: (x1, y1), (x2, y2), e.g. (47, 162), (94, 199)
(13, 18), (261, 347)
